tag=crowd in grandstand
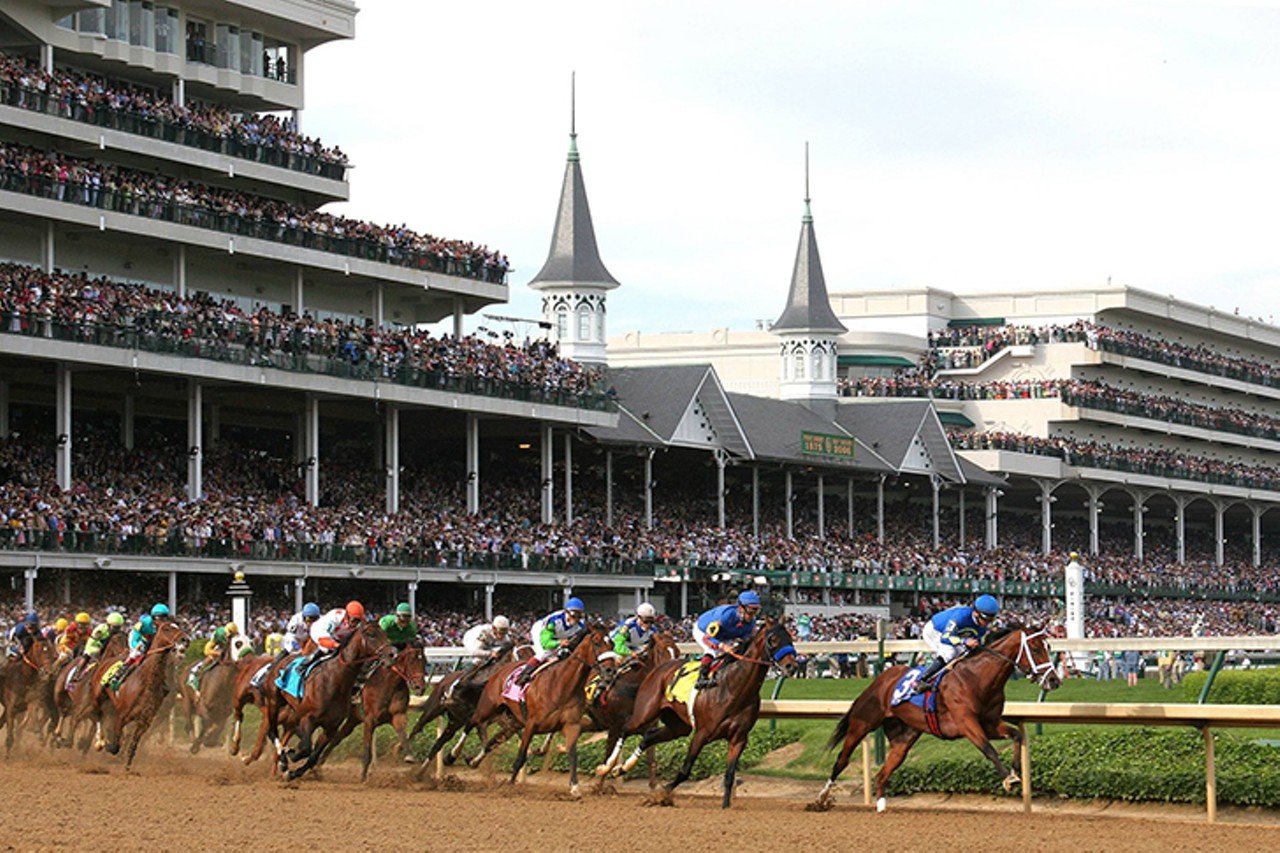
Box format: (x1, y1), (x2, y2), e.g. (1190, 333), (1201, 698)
(0, 263), (603, 400)
(0, 142), (509, 282)
(0, 50), (346, 174)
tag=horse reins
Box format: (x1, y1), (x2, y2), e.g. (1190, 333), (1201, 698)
(975, 629), (1056, 687)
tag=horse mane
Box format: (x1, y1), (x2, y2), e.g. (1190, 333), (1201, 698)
(983, 623), (1025, 644)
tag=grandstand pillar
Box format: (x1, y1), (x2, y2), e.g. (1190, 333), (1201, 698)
(293, 267), (305, 315)
(452, 298), (465, 339)
(1214, 501), (1226, 566)
(784, 471), (794, 540)
(715, 452), (727, 529)
(0, 379), (8, 439)
(1084, 485), (1103, 556)
(168, 571), (177, 615)
(293, 577), (305, 613)
(24, 567), (36, 612)
(680, 578), (688, 618)
(304, 395), (320, 507)
(484, 584), (494, 621)
(563, 431), (574, 525)
(847, 477), (855, 537)
(187, 380), (202, 501)
(1131, 490), (1148, 562)
(816, 473), (825, 539)
(466, 414), (480, 516)
(1175, 496), (1188, 564)
(121, 394), (135, 450)
(172, 77), (185, 107)
(40, 43), (53, 74)
(605, 450), (614, 527)
(876, 475), (886, 545)
(174, 244), (186, 298)
(55, 363), (72, 491)
(958, 488), (966, 548)
(42, 221), (55, 274)
(1035, 480), (1059, 556)
(985, 486), (1000, 550)
(1251, 504), (1263, 568)
(930, 475), (941, 550)
(751, 468), (760, 538)
(408, 581), (418, 616)
(540, 425), (554, 525)
(372, 283), (384, 326)
(644, 449), (654, 530)
(385, 405), (400, 515)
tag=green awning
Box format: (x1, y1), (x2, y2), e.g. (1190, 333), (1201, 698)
(947, 317), (1006, 328)
(937, 411), (975, 427)
(837, 354), (915, 368)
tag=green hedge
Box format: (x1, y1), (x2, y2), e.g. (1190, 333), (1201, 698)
(888, 728), (1280, 807)
(1180, 669), (1280, 705)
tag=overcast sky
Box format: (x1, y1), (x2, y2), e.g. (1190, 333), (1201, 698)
(303, 0), (1280, 335)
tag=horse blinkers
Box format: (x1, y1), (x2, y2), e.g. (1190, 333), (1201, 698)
(767, 624), (800, 678)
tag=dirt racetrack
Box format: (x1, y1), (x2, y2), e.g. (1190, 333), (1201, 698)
(1, 748), (1277, 852)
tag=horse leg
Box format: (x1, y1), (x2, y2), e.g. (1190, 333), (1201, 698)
(646, 746), (658, 790)
(721, 732), (749, 809)
(595, 725), (626, 777)
(562, 722), (584, 798)
(811, 698), (886, 810)
(956, 716), (1017, 790)
(446, 723), (473, 765)
(657, 728), (711, 804)
(988, 719), (1025, 788)
(244, 705), (271, 765)
(391, 707), (414, 764)
(508, 726), (537, 784)
(360, 718), (377, 782)
(619, 716), (688, 776)
(873, 722), (923, 812)
(287, 724), (330, 782)
(415, 717), (462, 779)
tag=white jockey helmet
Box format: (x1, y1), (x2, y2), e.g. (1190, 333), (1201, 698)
(636, 603), (656, 620)
(492, 616), (510, 630)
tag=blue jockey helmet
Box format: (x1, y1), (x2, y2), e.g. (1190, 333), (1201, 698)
(150, 603), (170, 618)
(564, 597), (585, 613)
(24, 611), (39, 625)
(302, 602), (321, 619)
(974, 594), (1000, 616)
(138, 615), (156, 634)
(738, 590), (762, 608)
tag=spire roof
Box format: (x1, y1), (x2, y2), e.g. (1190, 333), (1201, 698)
(529, 75), (619, 292)
(772, 145), (847, 335)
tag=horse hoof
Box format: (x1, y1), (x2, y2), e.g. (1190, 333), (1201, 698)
(1002, 774), (1020, 793)
(594, 764), (609, 777)
(805, 798), (834, 813)
(402, 754), (416, 764)
(442, 753), (457, 767)
(876, 797), (887, 813)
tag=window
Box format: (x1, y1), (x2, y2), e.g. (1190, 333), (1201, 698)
(106, 1), (129, 42)
(812, 350), (824, 380)
(56, 14), (75, 30)
(596, 307), (605, 342)
(555, 309), (568, 340)
(78, 9), (105, 34)
(794, 353), (806, 380)
(187, 18), (211, 64)
(577, 307), (592, 341)
(154, 7), (179, 54)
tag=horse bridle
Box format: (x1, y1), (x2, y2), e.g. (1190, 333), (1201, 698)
(720, 626), (796, 672)
(979, 629), (1057, 688)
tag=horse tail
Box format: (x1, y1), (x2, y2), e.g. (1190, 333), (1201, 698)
(825, 684), (881, 752)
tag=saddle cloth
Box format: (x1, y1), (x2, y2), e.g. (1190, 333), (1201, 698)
(186, 660), (204, 692)
(99, 660), (125, 687)
(889, 666), (944, 735)
(274, 654), (330, 699)
(502, 664), (531, 702)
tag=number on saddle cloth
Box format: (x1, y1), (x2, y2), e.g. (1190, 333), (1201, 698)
(891, 665), (945, 708)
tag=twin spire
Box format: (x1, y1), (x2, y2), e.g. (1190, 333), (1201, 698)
(772, 142), (847, 335)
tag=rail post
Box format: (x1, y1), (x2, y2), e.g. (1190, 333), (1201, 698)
(769, 676), (787, 732)
(1019, 722), (1031, 813)
(1202, 725), (1217, 823)
(874, 620), (887, 764)
(435, 718), (444, 780)
(1197, 650), (1226, 704)
(1035, 686), (1047, 736)
(861, 739), (872, 805)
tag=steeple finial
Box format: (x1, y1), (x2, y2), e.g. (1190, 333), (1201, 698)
(803, 141), (812, 223)
(568, 71), (579, 162)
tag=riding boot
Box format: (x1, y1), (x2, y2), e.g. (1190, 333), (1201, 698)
(694, 654), (716, 689)
(913, 656), (948, 694)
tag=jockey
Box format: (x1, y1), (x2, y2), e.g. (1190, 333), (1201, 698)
(264, 630), (284, 657)
(124, 614), (158, 666)
(56, 612), (92, 664)
(602, 602), (657, 664)
(378, 603), (418, 650)
(914, 594), (1001, 693)
(462, 616), (511, 662)
(68, 612), (124, 686)
(297, 600), (364, 669)
(6, 612), (40, 658)
(281, 602), (322, 657)
(519, 598), (587, 685)
(203, 623), (240, 664)
(693, 591), (762, 688)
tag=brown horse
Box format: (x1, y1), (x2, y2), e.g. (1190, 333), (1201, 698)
(609, 619), (800, 808)
(52, 631), (126, 748)
(274, 620), (395, 781)
(227, 652), (283, 761)
(179, 648), (241, 753)
(468, 627), (611, 797)
(408, 642), (533, 774)
(95, 620), (188, 770)
(321, 643), (427, 780)
(810, 624), (1060, 812)
(0, 635), (57, 756)
(589, 632), (680, 785)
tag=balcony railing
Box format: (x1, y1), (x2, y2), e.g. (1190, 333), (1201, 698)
(0, 169), (508, 284)
(0, 317), (617, 412)
(0, 81), (345, 180)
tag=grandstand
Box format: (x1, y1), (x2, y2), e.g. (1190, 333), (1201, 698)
(2, 1), (1277, 643)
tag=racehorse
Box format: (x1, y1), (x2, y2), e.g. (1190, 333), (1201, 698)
(589, 632), (680, 787)
(95, 620), (188, 770)
(179, 648), (241, 753)
(468, 627), (611, 797)
(227, 652), (281, 761)
(408, 642), (533, 774)
(608, 618), (799, 808)
(0, 635), (56, 756)
(274, 620), (395, 781)
(809, 624), (1060, 812)
(52, 632), (126, 748)
(323, 642), (427, 781)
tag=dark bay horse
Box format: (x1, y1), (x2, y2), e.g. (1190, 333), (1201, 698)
(409, 642), (533, 774)
(468, 628), (611, 797)
(610, 619), (799, 808)
(53, 632), (126, 748)
(590, 632), (679, 785)
(228, 652), (282, 762)
(810, 624), (1060, 812)
(317, 643), (427, 780)
(95, 620), (188, 770)
(179, 647), (241, 753)
(275, 620), (395, 781)
(0, 635), (56, 756)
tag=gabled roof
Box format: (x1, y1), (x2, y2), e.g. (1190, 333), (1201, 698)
(528, 134), (619, 292)
(727, 392), (893, 472)
(957, 455), (1006, 488)
(834, 399), (965, 483)
(771, 202), (847, 335)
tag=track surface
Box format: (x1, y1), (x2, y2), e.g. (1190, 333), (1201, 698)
(1, 749), (1277, 852)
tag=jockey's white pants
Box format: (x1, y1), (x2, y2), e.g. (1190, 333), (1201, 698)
(692, 626), (716, 657)
(921, 624), (959, 662)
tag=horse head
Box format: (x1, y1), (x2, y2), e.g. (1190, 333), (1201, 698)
(573, 626), (611, 663)
(348, 619), (396, 666)
(646, 631), (679, 664)
(153, 619), (187, 654)
(396, 644), (428, 693)
(988, 624), (1060, 691)
(760, 618), (800, 678)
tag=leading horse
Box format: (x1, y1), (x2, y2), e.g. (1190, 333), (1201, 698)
(609, 618), (800, 808)
(323, 642), (427, 780)
(95, 620), (188, 770)
(810, 624), (1060, 812)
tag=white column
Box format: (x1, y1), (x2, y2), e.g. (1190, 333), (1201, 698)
(187, 380), (202, 501)
(1175, 496), (1187, 565)
(168, 571), (178, 615)
(540, 424), (554, 525)
(1214, 502), (1225, 567)
(484, 583), (495, 622)
(716, 453), (727, 529)
(407, 580), (418, 616)
(1131, 491), (1146, 562)
(385, 404), (400, 514)
(847, 478), (855, 537)
(784, 470), (794, 540)
(174, 244), (186, 298)
(605, 450), (614, 527)
(985, 486), (1000, 550)
(293, 267), (305, 315)
(304, 395), (320, 507)
(24, 567), (36, 611)
(930, 475), (941, 550)
(563, 430), (574, 525)
(1252, 505), (1263, 568)
(42, 221), (55, 274)
(40, 44), (53, 74)
(876, 475), (886, 544)
(1037, 479), (1058, 556)
(172, 77), (185, 107)
(644, 449), (654, 530)
(293, 577), (306, 613)
(816, 474), (825, 539)
(0, 380), (9, 439)
(55, 364), (72, 491)
(453, 298), (465, 339)
(958, 488), (966, 548)
(1086, 486), (1102, 556)
(372, 282), (384, 327)
(466, 414), (480, 515)
(751, 468), (760, 538)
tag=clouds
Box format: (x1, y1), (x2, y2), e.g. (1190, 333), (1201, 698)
(303, 1), (1280, 333)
